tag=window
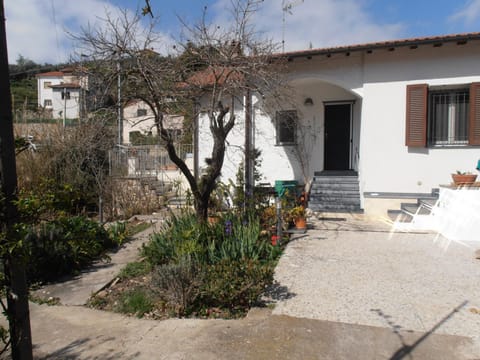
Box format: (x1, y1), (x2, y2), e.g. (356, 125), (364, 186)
(406, 83), (480, 147)
(43, 81), (52, 89)
(44, 99), (52, 107)
(276, 110), (297, 145)
(428, 89), (469, 145)
(61, 91), (71, 100)
(137, 108), (147, 117)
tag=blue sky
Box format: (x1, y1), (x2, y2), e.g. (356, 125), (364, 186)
(5, 0), (480, 64)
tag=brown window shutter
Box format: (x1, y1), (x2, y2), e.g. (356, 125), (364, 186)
(469, 82), (480, 146)
(405, 84), (428, 147)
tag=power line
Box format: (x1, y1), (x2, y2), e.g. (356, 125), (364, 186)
(282, 0), (304, 52)
(50, 0), (61, 63)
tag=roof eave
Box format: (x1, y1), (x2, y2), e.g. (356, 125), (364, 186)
(279, 32), (480, 60)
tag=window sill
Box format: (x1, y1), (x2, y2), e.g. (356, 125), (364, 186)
(428, 144), (472, 149)
(275, 143), (296, 146)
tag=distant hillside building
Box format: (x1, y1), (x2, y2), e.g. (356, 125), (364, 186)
(36, 68), (88, 120)
(123, 99), (184, 145)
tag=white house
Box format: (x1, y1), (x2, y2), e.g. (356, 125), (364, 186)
(197, 32), (480, 216)
(36, 68), (87, 120)
(123, 99), (184, 144)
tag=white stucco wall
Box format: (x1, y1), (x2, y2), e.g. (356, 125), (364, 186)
(197, 40), (480, 201)
(198, 80), (360, 188)
(51, 88), (80, 119)
(123, 102), (157, 143)
(359, 42), (480, 194)
(123, 100), (184, 144)
(37, 73), (87, 119)
(37, 76), (62, 109)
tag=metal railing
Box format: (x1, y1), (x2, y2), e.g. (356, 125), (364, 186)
(109, 144), (193, 178)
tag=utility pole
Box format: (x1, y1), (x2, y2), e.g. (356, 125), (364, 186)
(63, 87), (67, 128)
(244, 90), (253, 208)
(0, 1), (33, 359)
(117, 58), (123, 145)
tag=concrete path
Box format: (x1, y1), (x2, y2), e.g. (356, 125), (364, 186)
(273, 214), (480, 358)
(33, 218), (163, 306)
(30, 305), (470, 360)
(24, 214), (480, 359)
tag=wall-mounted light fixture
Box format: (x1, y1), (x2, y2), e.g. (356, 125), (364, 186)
(304, 97), (314, 106)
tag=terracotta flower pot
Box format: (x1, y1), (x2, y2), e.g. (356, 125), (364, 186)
(451, 174), (477, 185)
(294, 217), (307, 230)
(208, 215), (219, 224)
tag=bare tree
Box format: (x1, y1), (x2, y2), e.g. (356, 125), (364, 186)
(73, 0), (286, 221)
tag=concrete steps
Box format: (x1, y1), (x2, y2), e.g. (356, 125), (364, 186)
(308, 171), (362, 213)
(387, 196), (439, 223)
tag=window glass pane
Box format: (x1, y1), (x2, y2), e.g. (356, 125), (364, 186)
(276, 110), (296, 144)
(428, 88), (469, 145)
(455, 92), (469, 142)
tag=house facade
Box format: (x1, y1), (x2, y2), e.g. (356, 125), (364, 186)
(197, 32), (480, 216)
(36, 68), (87, 120)
(123, 100), (184, 145)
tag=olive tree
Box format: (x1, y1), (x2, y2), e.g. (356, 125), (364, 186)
(73, 0), (286, 221)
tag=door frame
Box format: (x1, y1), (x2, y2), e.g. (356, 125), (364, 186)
(323, 100), (355, 170)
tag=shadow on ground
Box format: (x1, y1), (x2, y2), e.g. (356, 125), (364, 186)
(371, 301), (469, 360)
(34, 337), (140, 360)
(263, 281), (296, 302)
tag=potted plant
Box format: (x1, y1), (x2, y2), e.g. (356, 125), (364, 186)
(289, 206), (307, 230)
(451, 171), (477, 186)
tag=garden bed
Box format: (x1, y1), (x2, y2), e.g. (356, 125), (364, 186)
(88, 211), (287, 319)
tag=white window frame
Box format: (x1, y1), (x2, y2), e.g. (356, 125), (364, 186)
(428, 87), (469, 146)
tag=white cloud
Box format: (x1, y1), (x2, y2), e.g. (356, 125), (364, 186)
(5, 0), (406, 64)
(4, 0), (175, 65)
(253, 0), (405, 52)
(209, 0), (404, 52)
(449, 0), (480, 26)
(5, 0), (113, 63)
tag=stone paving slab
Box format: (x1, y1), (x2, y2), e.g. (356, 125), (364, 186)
(273, 217), (480, 357)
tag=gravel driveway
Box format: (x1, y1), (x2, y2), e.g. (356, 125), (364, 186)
(272, 215), (480, 357)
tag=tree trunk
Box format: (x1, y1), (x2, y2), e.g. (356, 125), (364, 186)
(195, 197), (209, 221)
(0, 1), (33, 358)
(3, 258), (32, 360)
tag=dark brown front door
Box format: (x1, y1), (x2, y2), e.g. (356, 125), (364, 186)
(324, 103), (351, 170)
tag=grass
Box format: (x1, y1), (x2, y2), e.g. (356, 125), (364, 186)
(118, 261), (152, 280)
(115, 288), (154, 318)
(29, 294), (61, 306)
(127, 221), (152, 236)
